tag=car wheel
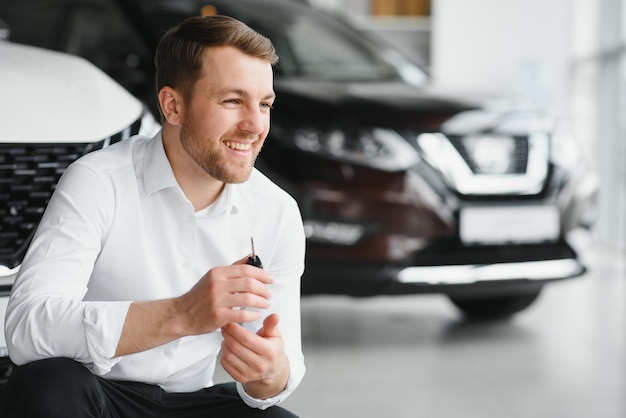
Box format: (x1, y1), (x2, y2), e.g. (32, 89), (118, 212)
(448, 290), (542, 320)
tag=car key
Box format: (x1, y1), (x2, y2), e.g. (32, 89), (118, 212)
(246, 237), (263, 268)
(234, 238), (264, 314)
(239, 237), (262, 316)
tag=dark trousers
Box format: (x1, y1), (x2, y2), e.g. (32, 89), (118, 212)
(4, 358), (298, 418)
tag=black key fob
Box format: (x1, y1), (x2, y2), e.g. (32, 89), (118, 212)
(246, 237), (263, 268)
(247, 254), (263, 268)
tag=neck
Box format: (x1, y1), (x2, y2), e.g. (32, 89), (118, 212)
(184, 180), (225, 212)
(161, 126), (225, 211)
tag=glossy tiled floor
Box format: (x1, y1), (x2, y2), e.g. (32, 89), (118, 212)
(222, 243), (626, 417)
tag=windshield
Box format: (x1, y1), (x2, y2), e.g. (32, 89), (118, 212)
(130, 0), (428, 84)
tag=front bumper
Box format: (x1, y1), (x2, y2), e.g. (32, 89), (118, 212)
(396, 258), (583, 285)
(301, 238), (587, 297)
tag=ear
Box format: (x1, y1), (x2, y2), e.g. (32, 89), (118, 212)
(158, 87), (183, 126)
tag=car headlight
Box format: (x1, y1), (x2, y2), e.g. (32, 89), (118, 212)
(303, 220), (367, 245)
(275, 125), (419, 171)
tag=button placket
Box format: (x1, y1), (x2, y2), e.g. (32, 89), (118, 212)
(181, 211), (197, 271)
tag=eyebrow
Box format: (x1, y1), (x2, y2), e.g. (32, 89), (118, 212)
(217, 88), (276, 101)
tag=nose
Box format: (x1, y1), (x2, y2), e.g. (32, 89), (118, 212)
(239, 105), (266, 135)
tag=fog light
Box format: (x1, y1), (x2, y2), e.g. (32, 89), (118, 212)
(303, 220), (366, 245)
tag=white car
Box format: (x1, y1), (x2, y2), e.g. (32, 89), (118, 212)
(0, 37), (160, 383)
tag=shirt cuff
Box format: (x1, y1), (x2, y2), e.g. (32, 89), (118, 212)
(83, 301), (132, 375)
(235, 356), (305, 410)
(235, 378), (289, 410)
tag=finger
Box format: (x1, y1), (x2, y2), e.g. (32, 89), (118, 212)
(229, 292), (270, 310)
(221, 324), (264, 380)
(220, 347), (251, 383)
(220, 334), (249, 382)
(258, 313), (281, 338)
(222, 322), (264, 356)
(222, 322), (272, 362)
(231, 254), (253, 266)
(222, 264), (274, 285)
(228, 277), (272, 299)
(229, 308), (263, 324)
(222, 321), (255, 343)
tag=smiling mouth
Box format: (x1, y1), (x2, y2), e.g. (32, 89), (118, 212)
(225, 141), (252, 151)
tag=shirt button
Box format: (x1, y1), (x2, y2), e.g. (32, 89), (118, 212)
(186, 215), (194, 223)
(164, 349), (173, 357)
(182, 261), (191, 269)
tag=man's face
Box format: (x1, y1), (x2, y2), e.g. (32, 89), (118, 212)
(180, 46), (275, 184)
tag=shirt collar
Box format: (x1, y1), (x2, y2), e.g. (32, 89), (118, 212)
(199, 182), (239, 216)
(144, 130), (179, 195)
(143, 130), (239, 215)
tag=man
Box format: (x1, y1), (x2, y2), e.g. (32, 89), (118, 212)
(4, 15), (305, 418)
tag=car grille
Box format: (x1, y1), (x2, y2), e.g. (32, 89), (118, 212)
(418, 131), (550, 196)
(448, 135), (529, 174)
(0, 143), (91, 269)
(0, 119), (141, 270)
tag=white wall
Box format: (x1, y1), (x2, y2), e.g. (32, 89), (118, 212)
(430, 0), (572, 115)
(574, 0), (626, 248)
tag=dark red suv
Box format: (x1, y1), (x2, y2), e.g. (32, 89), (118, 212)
(0, 0), (599, 319)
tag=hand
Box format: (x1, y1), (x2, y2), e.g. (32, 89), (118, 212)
(220, 313), (290, 399)
(176, 255), (274, 335)
(115, 256), (272, 358)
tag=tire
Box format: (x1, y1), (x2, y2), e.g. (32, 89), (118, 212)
(448, 290), (542, 320)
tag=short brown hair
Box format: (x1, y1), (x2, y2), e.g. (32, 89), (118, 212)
(154, 15), (278, 113)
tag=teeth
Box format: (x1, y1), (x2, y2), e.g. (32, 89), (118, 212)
(225, 142), (251, 151)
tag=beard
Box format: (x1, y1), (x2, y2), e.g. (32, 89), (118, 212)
(179, 117), (260, 184)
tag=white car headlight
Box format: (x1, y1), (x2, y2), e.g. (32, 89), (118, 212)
(282, 126), (419, 172)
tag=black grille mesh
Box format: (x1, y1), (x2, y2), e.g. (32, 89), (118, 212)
(0, 118), (142, 269)
(0, 143), (91, 268)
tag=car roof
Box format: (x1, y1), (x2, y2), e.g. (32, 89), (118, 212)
(0, 40), (143, 143)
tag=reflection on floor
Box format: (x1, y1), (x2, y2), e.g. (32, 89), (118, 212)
(292, 244), (625, 418)
(216, 244), (625, 417)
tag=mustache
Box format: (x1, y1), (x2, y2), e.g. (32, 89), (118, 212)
(222, 131), (259, 141)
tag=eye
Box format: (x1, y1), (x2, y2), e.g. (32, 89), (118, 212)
(223, 98), (241, 106)
(260, 102), (274, 110)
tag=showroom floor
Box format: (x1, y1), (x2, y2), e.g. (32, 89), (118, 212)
(218, 243), (625, 417)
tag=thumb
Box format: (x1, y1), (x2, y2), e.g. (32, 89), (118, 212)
(231, 254), (251, 265)
(258, 313), (281, 338)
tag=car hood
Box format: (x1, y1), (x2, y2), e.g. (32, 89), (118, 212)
(0, 41), (143, 143)
(272, 79), (480, 130)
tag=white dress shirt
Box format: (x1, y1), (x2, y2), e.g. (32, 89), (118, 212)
(5, 131), (306, 409)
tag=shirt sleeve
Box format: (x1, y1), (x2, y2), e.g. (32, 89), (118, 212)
(236, 350), (306, 410)
(236, 197), (307, 409)
(5, 161), (128, 371)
